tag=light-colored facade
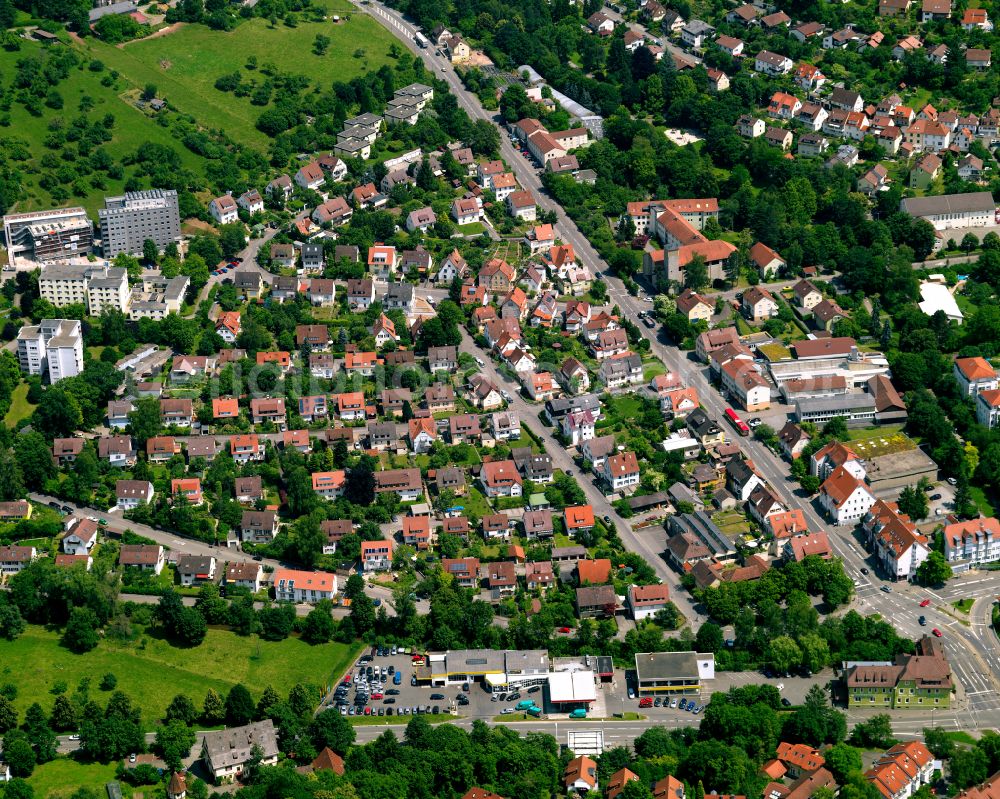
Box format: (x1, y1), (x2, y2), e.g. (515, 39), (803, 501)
(273, 568), (337, 603)
(16, 319), (84, 382)
(39, 263), (129, 314)
(943, 517), (1000, 566)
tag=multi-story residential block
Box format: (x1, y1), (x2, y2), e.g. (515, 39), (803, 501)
(362, 539), (394, 571)
(39, 263), (129, 314)
(845, 635), (951, 708)
(16, 319), (83, 382)
(273, 568), (337, 603)
(98, 189), (181, 257)
(819, 466), (876, 525)
(943, 516), (1000, 567)
(954, 357), (998, 396)
(863, 499), (930, 581)
(976, 389), (1000, 428)
(3, 206), (93, 262)
(866, 742), (935, 799)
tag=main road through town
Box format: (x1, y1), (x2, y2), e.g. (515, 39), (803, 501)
(352, 0), (1000, 723)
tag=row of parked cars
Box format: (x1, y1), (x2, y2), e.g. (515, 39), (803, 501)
(638, 696), (706, 713)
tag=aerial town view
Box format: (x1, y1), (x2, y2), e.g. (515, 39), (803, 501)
(8, 0), (1000, 795)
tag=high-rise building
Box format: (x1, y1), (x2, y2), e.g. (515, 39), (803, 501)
(16, 319), (84, 382)
(98, 189), (181, 257)
(39, 263), (129, 314)
(2, 207), (93, 262)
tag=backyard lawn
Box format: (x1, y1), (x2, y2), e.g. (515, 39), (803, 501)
(0, 626), (362, 727)
(27, 759), (150, 799)
(4, 382), (36, 429)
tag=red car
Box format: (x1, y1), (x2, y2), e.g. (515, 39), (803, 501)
(364, 706), (372, 715)
(932, 628), (943, 637)
(559, 626), (571, 633)
(342, 675), (351, 684)
(638, 697), (653, 708)
(371, 692), (384, 700)
(411, 653), (424, 662)
(920, 599), (931, 607)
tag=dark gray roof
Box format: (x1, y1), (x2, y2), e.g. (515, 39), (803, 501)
(901, 191), (995, 217)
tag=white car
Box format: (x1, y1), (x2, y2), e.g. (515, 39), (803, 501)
(475, 357), (485, 367)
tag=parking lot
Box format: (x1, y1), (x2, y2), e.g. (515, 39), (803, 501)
(326, 647), (465, 720)
(324, 647), (840, 726)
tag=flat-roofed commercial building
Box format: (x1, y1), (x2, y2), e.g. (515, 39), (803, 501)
(548, 670), (597, 707)
(419, 648), (607, 706)
(795, 392), (877, 426)
(634, 651), (715, 696)
(3, 207), (93, 262)
(98, 189), (181, 257)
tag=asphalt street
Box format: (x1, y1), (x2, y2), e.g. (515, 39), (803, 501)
(351, 0), (1000, 728)
(33, 4), (1000, 756)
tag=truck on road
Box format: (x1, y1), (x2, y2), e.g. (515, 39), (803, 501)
(415, 32), (429, 47)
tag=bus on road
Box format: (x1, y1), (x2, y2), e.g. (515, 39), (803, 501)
(724, 407), (750, 437)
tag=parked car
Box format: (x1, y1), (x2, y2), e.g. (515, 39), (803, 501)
(639, 697), (653, 708)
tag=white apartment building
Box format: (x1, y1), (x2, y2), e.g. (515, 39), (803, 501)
(976, 389), (1000, 428)
(819, 466), (876, 525)
(954, 357), (998, 396)
(39, 263), (129, 314)
(272, 568), (337, 603)
(16, 319), (84, 382)
(944, 517), (1000, 566)
(128, 275), (189, 320)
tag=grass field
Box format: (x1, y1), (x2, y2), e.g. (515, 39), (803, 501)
(970, 485), (997, 517)
(87, 11), (398, 151)
(27, 759), (151, 799)
(4, 382), (36, 429)
(7, 8), (396, 212)
(0, 626), (362, 727)
(0, 41), (208, 215)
